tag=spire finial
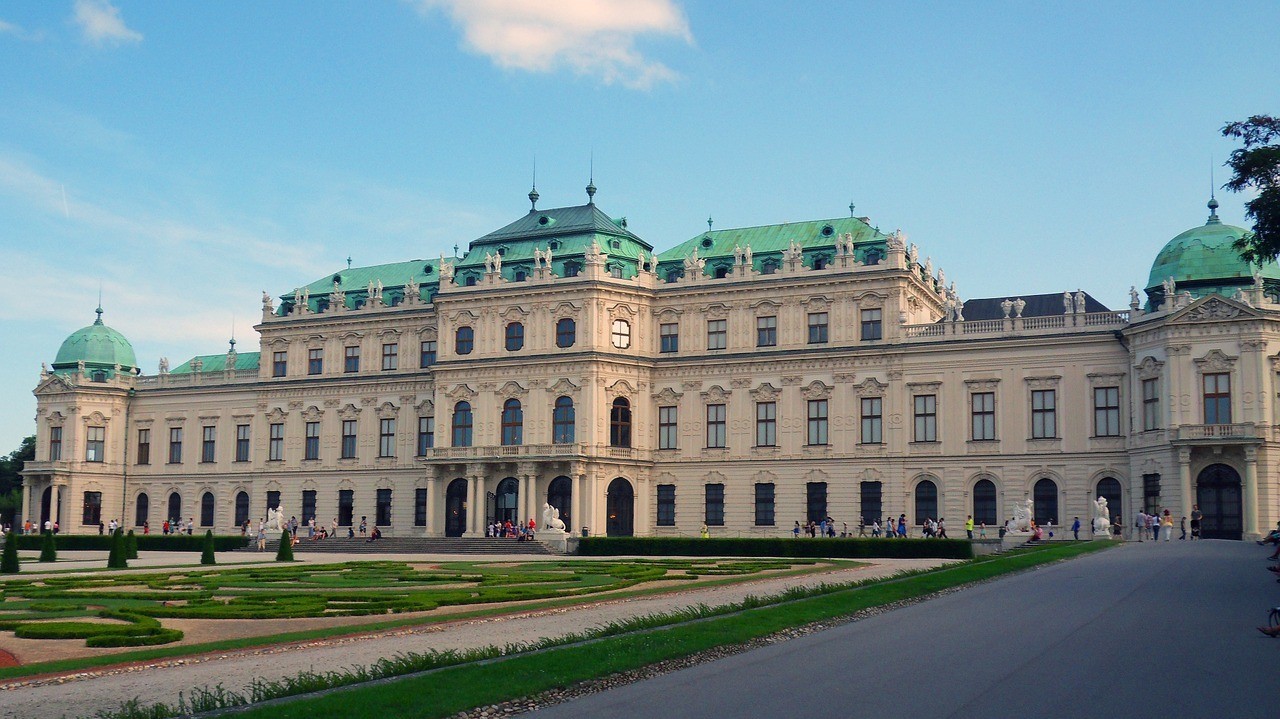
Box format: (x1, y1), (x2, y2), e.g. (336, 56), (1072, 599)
(849, 201), (856, 217)
(707, 215), (713, 231)
(585, 152), (596, 204)
(94, 283), (103, 325)
(529, 157), (539, 210)
(1207, 156), (1221, 224)
(230, 316), (237, 350)
(346, 256), (352, 269)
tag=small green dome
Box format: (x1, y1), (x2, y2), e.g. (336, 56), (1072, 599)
(52, 308), (138, 375)
(1146, 200), (1280, 292)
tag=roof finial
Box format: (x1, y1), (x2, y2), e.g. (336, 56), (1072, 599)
(346, 256), (352, 269)
(453, 243), (459, 257)
(229, 316), (237, 350)
(707, 215), (713, 231)
(849, 201), (856, 217)
(94, 283), (103, 325)
(529, 157), (539, 210)
(1207, 156), (1220, 224)
(586, 152), (596, 204)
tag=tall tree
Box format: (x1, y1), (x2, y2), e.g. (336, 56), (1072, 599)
(0, 436), (34, 495)
(1223, 115), (1280, 264)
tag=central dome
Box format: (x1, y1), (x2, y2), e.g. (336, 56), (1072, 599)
(51, 308), (138, 376)
(1145, 199), (1279, 307)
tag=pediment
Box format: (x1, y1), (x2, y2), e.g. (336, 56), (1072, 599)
(444, 384), (478, 400)
(547, 378), (581, 396)
(1168, 295), (1260, 323)
(606, 378), (637, 397)
(652, 387), (683, 403)
(498, 381), (528, 398)
(749, 382), (781, 400)
(700, 384), (731, 402)
(35, 374), (74, 394)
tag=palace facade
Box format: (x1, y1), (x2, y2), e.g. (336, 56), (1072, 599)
(21, 187), (1280, 539)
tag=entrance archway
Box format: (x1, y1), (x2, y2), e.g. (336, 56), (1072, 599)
(547, 476), (572, 528)
(1197, 464), (1243, 540)
(1095, 477), (1122, 532)
(445, 479), (468, 537)
(1033, 478), (1059, 527)
(40, 486), (53, 526)
(495, 478), (519, 525)
(606, 478), (634, 537)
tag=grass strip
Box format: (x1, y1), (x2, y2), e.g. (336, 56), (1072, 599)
(97, 542), (1108, 719)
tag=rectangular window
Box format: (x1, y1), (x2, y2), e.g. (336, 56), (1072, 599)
(85, 426), (105, 463)
(235, 424), (250, 462)
(341, 420), (357, 459)
(376, 488), (392, 526)
(658, 406), (678, 450)
(266, 490), (280, 513)
(756, 316), (777, 347)
(379, 418), (396, 458)
(860, 481), (882, 527)
(308, 348), (323, 375)
(1142, 473), (1161, 515)
(707, 319), (727, 350)
(417, 416), (435, 456)
(338, 489), (354, 526)
(656, 484), (676, 526)
(1142, 378), (1160, 431)
(420, 340), (437, 367)
(272, 351), (287, 377)
(860, 308), (883, 341)
(1094, 386), (1121, 437)
(168, 427), (183, 464)
(705, 483), (725, 526)
(1203, 373), (1231, 424)
(344, 346), (360, 373)
(1031, 389), (1057, 439)
(49, 426), (62, 461)
(706, 404), (727, 448)
(82, 491), (102, 525)
(381, 343), (398, 371)
(756, 402), (777, 447)
(807, 312), (829, 344)
(860, 397), (882, 444)
(913, 394), (937, 442)
(809, 399), (831, 445)
(415, 488), (428, 526)
(269, 423), (284, 461)
(301, 490), (317, 525)
(971, 392), (996, 440)
(806, 481), (827, 523)
(201, 425), (216, 463)
(754, 482), (775, 526)
(136, 428), (149, 465)
(659, 323), (679, 353)
(305, 421), (320, 460)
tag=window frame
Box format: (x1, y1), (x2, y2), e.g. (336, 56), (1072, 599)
(756, 401), (777, 447)
(659, 322), (679, 353)
(1142, 377), (1160, 431)
(452, 402), (473, 447)
(419, 340), (437, 367)
(381, 342), (399, 370)
(913, 394), (937, 442)
(809, 399), (831, 446)
(1031, 389), (1057, 439)
(455, 326), (474, 355)
(416, 416), (435, 456)
(555, 318), (576, 348)
(658, 405), (678, 450)
(201, 425), (216, 463)
(85, 425), (106, 463)
(859, 397), (882, 444)
(552, 396), (575, 444)
(307, 348), (323, 375)
(500, 399), (523, 446)
(706, 319), (727, 350)
(704, 483), (725, 526)
(754, 482), (776, 526)
(611, 319), (631, 349)
(82, 491), (102, 526)
(268, 422), (284, 461)
(656, 484), (676, 526)
(860, 308), (883, 341)
(1203, 373), (1231, 425)
(378, 418), (396, 458)
(609, 398), (632, 448)
(756, 315), (777, 347)
(272, 350), (287, 377)
(49, 426), (62, 461)
(168, 427), (183, 464)
(505, 322), (524, 352)
(234, 424), (250, 462)
(341, 419), (358, 459)
(1093, 386), (1121, 437)
(705, 403), (727, 448)
(343, 345), (361, 373)
(136, 428), (150, 465)
(971, 391), (996, 441)
(304, 421), (320, 460)
(807, 312), (829, 344)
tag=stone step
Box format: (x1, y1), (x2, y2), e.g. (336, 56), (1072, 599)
(242, 536), (557, 556)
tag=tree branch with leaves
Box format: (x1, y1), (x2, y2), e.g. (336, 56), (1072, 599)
(1223, 115), (1280, 264)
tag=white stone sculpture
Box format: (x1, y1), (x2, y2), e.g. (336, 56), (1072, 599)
(301, 286), (310, 310)
(262, 291), (274, 313)
(366, 280), (376, 299)
(1162, 276), (1176, 304)
(492, 251), (502, 273)
(908, 243), (919, 265)
(542, 503), (566, 532)
(439, 256), (455, 282)
(887, 229), (906, 251)
(937, 268), (946, 288)
(330, 281), (345, 310)
(158, 357), (169, 374)
(483, 252), (494, 274)
(733, 243), (744, 266)
(544, 245), (553, 268)
(1001, 298), (1013, 319)
(744, 244), (753, 268)
(1129, 286), (1140, 309)
(1013, 297), (1026, 318)
(1073, 290), (1086, 314)
(375, 280), (384, 302)
(1093, 496), (1111, 537)
(683, 248), (705, 275)
(1007, 499), (1034, 534)
(924, 257), (933, 279)
(1254, 268), (1264, 290)
(405, 276), (419, 304)
(1063, 291), (1073, 314)
(954, 298), (965, 322)
(585, 240), (605, 265)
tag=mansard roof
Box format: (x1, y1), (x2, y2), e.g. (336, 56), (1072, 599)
(279, 258), (448, 315)
(657, 216), (888, 269)
(471, 202), (647, 247)
(171, 352), (260, 374)
(955, 292), (1111, 322)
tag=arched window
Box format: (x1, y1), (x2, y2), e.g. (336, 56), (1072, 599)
(1033, 478), (1059, 527)
(495, 477), (519, 524)
(556, 318), (576, 348)
(812, 255), (829, 270)
(547, 476), (572, 526)
(135, 493), (149, 527)
(234, 491), (250, 527)
(464, 275), (477, 286)
(200, 492), (215, 527)
(553, 396), (575, 444)
(505, 322), (524, 351)
(167, 492), (182, 523)
(1096, 477), (1122, 530)
(610, 398), (632, 448)
(761, 259), (779, 275)
(501, 399), (523, 446)
(914, 479), (938, 525)
(452, 401), (473, 447)
(713, 265), (729, 279)
(972, 478), (997, 526)
(455, 326), (474, 355)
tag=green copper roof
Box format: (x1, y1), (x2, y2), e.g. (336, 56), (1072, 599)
(1146, 200), (1279, 291)
(657, 216), (888, 276)
(170, 351), (260, 374)
(281, 259), (448, 314)
(472, 203), (648, 247)
(51, 308), (138, 375)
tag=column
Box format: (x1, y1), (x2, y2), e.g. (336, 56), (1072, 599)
(21, 482), (32, 530)
(570, 471), (583, 536)
(520, 474), (533, 527)
(1245, 447), (1260, 538)
(1178, 447), (1192, 520)
(466, 474), (479, 536)
(424, 475), (438, 536)
(52, 484), (62, 530)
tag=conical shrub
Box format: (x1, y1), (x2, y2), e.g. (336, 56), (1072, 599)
(107, 528), (128, 569)
(125, 529), (138, 560)
(201, 530), (216, 565)
(38, 531), (56, 563)
(1, 531), (19, 574)
(275, 529), (294, 562)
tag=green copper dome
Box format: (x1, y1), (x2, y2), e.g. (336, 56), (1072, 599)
(51, 308), (138, 376)
(1145, 199), (1279, 305)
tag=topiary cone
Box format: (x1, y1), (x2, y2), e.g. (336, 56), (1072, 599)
(201, 530), (216, 565)
(125, 529), (138, 559)
(107, 528), (128, 569)
(38, 530), (57, 563)
(1, 531), (19, 574)
(275, 529), (294, 562)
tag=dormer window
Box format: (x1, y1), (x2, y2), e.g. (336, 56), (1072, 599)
(714, 266), (729, 279)
(610, 239), (622, 250)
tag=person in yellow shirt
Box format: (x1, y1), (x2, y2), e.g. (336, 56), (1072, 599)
(1162, 509), (1174, 541)
(965, 515), (975, 539)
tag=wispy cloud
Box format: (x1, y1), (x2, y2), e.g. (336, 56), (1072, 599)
(0, 17), (43, 41)
(415, 0), (692, 89)
(72, 0), (142, 46)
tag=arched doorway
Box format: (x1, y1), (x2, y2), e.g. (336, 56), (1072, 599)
(495, 478), (519, 525)
(136, 493), (149, 527)
(234, 491), (250, 527)
(40, 486), (54, 526)
(445, 479), (468, 537)
(1033, 478), (1058, 527)
(914, 479), (937, 525)
(1095, 477), (1122, 532)
(167, 493), (182, 523)
(547, 476), (572, 528)
(200, 492), (215, 527)
(972, 479), (997, 527)
(606, 478), (634, 536)
(1197, 464), (1243, 540)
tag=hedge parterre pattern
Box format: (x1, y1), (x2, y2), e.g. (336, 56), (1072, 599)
(0, 558), (816, 647)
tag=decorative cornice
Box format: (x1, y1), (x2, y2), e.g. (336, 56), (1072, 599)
(1193, 349), (1237, 373)
(1024, 375), (1061, 389)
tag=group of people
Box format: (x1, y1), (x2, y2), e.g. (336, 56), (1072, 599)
(252, 514), (372, 550)
(1133, 508), (1194, 541)
(16, 520), (58, 534)
(485, 517), (537, 541)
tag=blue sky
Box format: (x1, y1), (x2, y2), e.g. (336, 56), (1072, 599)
(1, 0), (1278, 451)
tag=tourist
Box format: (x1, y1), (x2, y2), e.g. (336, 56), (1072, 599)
(256, 524), (266, 551)
(98, 522), (104, 535)
(871, 519), (881, 538)
(1150, 512), (1159, 541)
(1190, 505), (1203, 539)
(1134, 510), (1145, 542)
(1071, 517), (1081, 540)
(187, 517), (194, 535)
(937, 517), (948, 539)
(700, 522), (709, 539)
(979, 523), (987, 539)
(331, 517), (338, 538)
(347, 526), (355, 539)
(143, 521), (149, 534)
(897, 515), (907, 538)
(857, 522), (866, 538)
(1162, 510), (1173, 541)
(1179, 516), (1187, 540)
(366, 526), (381, 542)
(359, 516), (367, 536)
(965, 515), (974, 539)
(792, 521), (801, 538)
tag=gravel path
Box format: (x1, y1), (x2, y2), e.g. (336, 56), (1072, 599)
(0, 558), (949, 719)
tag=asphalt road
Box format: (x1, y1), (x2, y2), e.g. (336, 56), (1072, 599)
(520, 540), (1276, 718)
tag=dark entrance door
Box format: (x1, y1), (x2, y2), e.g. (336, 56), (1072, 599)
(547, 476), (572, 528)
(606, 478), (634, 537)
(1197, 464), (1243, 540)
(445, 478), (468, 537)
(40, 486), (52, 526)
(495, 478), (519, 525)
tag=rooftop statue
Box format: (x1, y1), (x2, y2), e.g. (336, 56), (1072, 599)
(1001, 298), (1013, 319)
(439, 255), (455, 282)
(405, 276), (419, 303)
(1129, 286), (1140, 308)
(887, 229), (906, 251)
(1074, 290), (1086, 314)
(1013, 297), (1026, 318)
(733, 243), (743, 265)
(1063, 291), (1073, 314)
(744, 244), (753, 268)
(908, 243), (919, 265)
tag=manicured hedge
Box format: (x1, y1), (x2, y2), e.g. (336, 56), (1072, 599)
(8, 534), (247, 552)
(577, 537), (974, 560)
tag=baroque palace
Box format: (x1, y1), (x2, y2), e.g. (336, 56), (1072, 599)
(20, 185), (1280, 540)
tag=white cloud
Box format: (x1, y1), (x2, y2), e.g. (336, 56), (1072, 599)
(73, 0), (142, 46)
(415, 0), (692, 89)
(0, 18), (43, 41)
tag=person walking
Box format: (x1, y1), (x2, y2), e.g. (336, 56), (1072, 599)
(1162, 510), (1173, 541)
(1071, 516), (1081, 540)
(1179, 516), (1187, 540)
(1149, 512), (1158, 541)
(1190, 505), (1203, 539)
(937, 517), (948, 539)
(700, 522), (709, 539)
(965, 515), (974, 539)
(256, 524), (267, 551)
(793, 521), (801, 538)
(1134, 510), (1145, 542)
(897, 514), (907, 538)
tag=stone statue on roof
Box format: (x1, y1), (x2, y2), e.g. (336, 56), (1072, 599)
(937, 268), (946, 288)
(744, 244), (753, 268)
(440, 255), (454, 282)
(1074, 290), (1086, 314)
(887, 229), (906, 251)
(261, 291), (273, 313)
(330, 280), (345, 311)
(734, 244), (743, 266)
(375, 280), (384, 301)
(683, 248), (704, 275)
(293, 287), (303, 311)
(908, 243), (919, 265)
(492, 251), (502, 273)
(1013, 297), (1026, 318)
(1001, 298), (1013, 319)
(955, 298), (965, 322)
(483, 252), (494, 273)
(1162, 276), (1176, 303)
(366, 280), (376, 299)
(405, 276), (419, 304)
(1129, 286), (1140, 308)
(1255, 268), (1264, 290)
(783, 240), (802, 263)
(544, 245), (553, 268)
(924, 257), (933, 279)
(158, 357), (169, 374)
(585, 240), (605, 265)
(1063, 291), (1073, 314)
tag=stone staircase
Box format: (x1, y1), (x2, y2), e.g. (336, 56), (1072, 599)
(245, 536), (558, 556)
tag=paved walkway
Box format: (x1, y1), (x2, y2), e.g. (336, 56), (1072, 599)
(521, 540), (1276, 718)
(0, 558), (947, 718)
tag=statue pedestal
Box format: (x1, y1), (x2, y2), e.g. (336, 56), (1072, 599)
(1002, 530), (1033, 550)
(539, 528), (569, 554)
